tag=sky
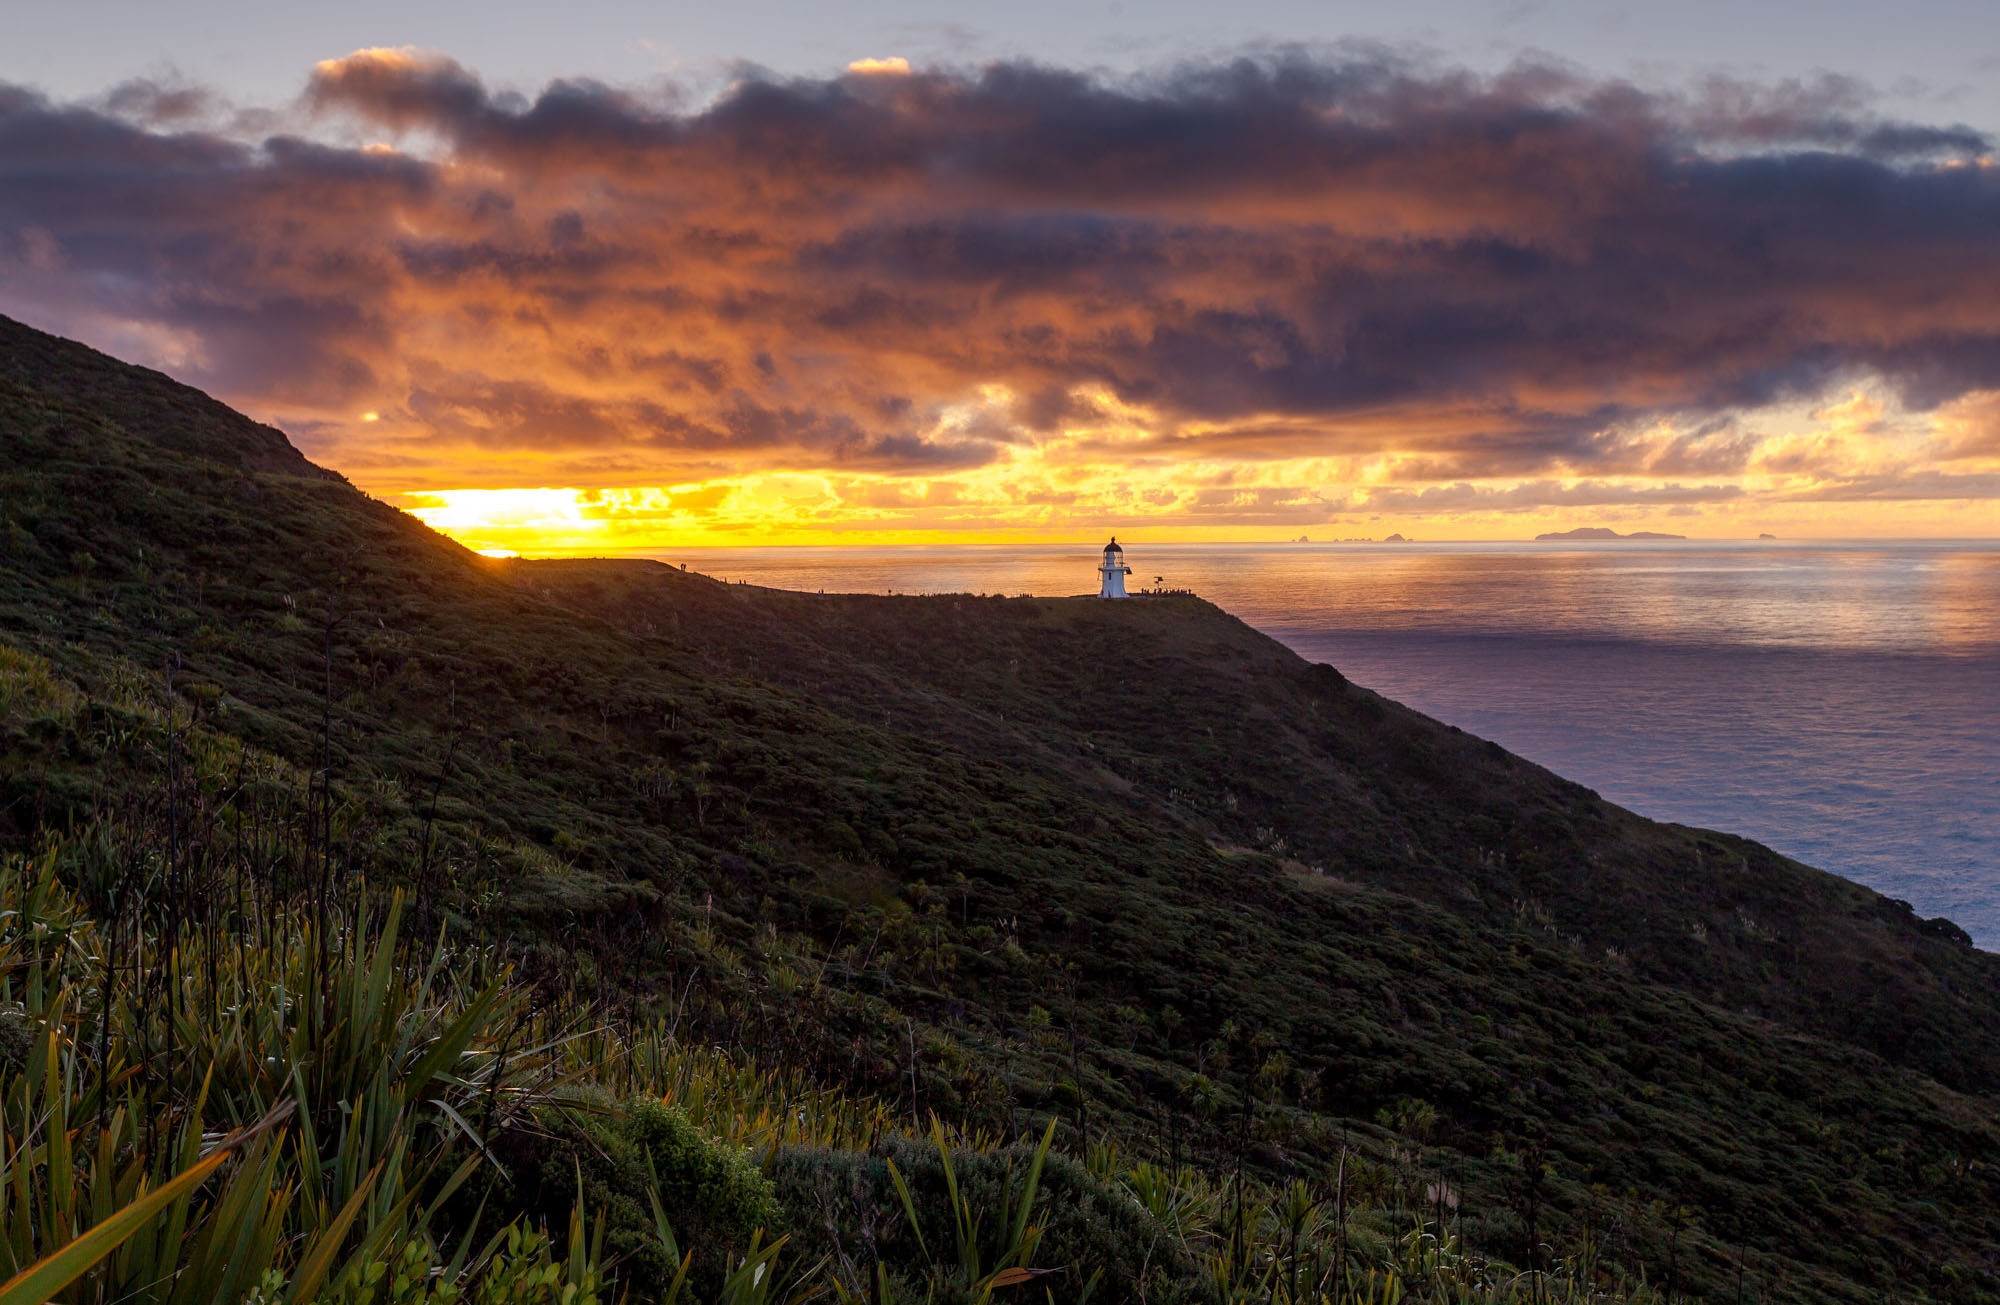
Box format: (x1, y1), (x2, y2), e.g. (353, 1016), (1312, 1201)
(2, 1), (1999, 550)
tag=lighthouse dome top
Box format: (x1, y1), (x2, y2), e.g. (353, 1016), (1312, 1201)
(1103, 537), (1123, 556)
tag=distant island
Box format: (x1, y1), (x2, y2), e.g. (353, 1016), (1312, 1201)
(1535, 526), (1687, 541)
(1759, 532), (1778, 539)
(1284, 533), (1413, 543)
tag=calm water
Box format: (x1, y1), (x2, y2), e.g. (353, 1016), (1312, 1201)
(663, 540), (2000, 948)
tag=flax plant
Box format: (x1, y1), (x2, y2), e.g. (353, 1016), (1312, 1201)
(0, 860), (577, 1304)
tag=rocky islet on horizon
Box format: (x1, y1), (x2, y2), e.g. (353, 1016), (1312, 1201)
(1535, 526), (1689, 541)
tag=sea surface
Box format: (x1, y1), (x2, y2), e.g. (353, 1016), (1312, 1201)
(662, 540), (2000, 948)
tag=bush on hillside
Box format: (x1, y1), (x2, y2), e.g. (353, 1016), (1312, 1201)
(500, 1095), (778, 1296)
(770, 1131), (1195, 1304)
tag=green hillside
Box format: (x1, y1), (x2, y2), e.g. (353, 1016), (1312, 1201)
(2, 312), (1997, 1304)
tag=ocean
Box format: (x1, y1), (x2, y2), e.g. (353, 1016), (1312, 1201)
(662, 539), (2000, 949)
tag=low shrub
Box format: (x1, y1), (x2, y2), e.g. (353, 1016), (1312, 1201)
(502, 1095), (779, 1296)
(770, 1130), (1194, 1304)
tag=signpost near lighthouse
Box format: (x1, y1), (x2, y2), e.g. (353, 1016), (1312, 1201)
(1098, 537), (1131, 598)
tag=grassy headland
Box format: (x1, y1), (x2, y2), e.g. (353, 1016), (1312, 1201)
(1, 312), (1996, 1303)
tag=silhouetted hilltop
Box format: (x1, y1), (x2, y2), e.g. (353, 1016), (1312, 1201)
(0, 314), (339, 480)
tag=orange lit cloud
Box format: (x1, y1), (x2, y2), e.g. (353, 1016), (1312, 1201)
(1, 52), (1997, 548)
(846, 57), (912, 76)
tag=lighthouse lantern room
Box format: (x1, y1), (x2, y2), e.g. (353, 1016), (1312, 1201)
(1098, 537), (1132, 598)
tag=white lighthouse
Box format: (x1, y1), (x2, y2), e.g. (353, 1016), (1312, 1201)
(1098, 537), (1132, 598)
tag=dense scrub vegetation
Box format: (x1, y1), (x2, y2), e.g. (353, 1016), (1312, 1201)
(0, 779), (1660, 1303)
(1, 312), (1997, 1302)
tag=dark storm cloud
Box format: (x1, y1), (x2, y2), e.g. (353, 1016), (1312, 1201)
(2, 48), (1999, 484)
(99, 78), (225, 126)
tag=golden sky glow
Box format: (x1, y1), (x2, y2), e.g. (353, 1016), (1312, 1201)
(6, 50), (2000, 553)
(398, 385), (2000, 555)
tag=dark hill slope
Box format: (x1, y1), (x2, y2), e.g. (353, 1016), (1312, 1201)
(0, 316), (337, 480)
(533, 558), (1998, 1092)
(2, 314), (1997, 1303)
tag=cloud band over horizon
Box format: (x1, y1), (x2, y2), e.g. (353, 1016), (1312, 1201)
(2, 47), (1998, 546)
